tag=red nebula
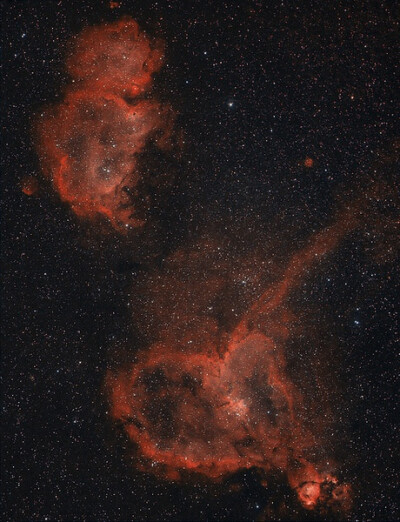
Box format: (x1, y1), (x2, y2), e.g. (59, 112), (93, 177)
(21, 176), (39, 196)
(304, 157), (314, 168)
(106, 206), (361, 513)
(35, 18), (175, 230)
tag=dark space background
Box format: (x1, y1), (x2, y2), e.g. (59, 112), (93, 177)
(1, 0), (399, 520)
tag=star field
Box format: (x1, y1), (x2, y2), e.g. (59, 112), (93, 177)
(1, 1), (399, 520)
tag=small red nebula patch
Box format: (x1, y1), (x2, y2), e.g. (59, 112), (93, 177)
(304, 157), (314, 168)
(35, 17), (175, 231)
(21, 176), (39, 196)
(106, 207), (359, 513)
(109, 1), (121, 8)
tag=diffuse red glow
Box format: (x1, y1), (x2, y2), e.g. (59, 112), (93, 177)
(106, 208), (359, 513)
(21, 175), (39, 196)
(35, 18), (175, 230)
(304, 157), (314, 168)
(30, 15), (398, 519)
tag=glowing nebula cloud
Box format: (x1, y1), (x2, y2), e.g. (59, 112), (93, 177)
(105, 205), (365, 514)
(31, 15), (398, 519)
(35, 17), (175, 230)
(21, 175), (39, 196)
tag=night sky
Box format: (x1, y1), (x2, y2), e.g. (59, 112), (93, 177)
(1, 1), (399, 521)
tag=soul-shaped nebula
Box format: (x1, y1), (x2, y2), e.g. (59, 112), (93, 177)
(35, 17), (175, 230)
(106, 205), (364, 514)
